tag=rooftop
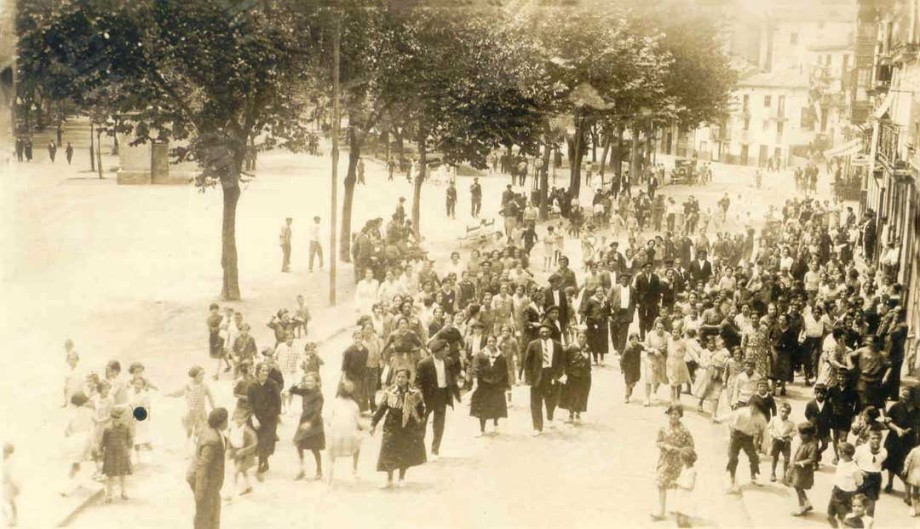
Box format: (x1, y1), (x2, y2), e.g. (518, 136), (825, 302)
(738, 67), (810, 88)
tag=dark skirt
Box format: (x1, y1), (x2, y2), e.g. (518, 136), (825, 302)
(586, 321), (609, 357)
(470, 382), (508, 420)
(883, 434), (916, 475)
(377, 423), (427, 472)
(293, 424), (326, 451)
(772, 349), (794, 382)
(256, 420), (279, 458)
(621, 350), (641, 386)
(350, 373), (370, 413)
(559, 375), (591, 413)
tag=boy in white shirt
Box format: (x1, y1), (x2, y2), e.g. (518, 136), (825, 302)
(827, 442), (863, 528)
(768, 402), (795, 482)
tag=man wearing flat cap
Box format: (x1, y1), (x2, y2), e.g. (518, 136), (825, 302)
(417, 339), (460, 461)
(523, 324), (565, 435)
(634, 261), (662, 340)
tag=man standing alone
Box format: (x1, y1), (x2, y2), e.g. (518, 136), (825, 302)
(280, 217), (293, 273)
(446, 181), (457, 219)
(470, 177), (482, 218)
(187, 408), (228, 529)
(309, 216), (324, 272)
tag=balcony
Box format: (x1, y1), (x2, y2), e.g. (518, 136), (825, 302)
(850, 101), (870, 123)
(892, 42), (920, 64)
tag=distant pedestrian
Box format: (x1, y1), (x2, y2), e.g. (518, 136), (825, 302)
(280, 217), (293, 273)
(48, 141), (57, 163)
(470, 177), (482, 218)
(24, 139), (32, 162)
(187, 408), (228, 529)
(14, 137), (22, 162)
(65, 142), (74, 165)
(308, 216), (323, 272)
(387, 159), (396, 181)
(446, 181), (457, 219)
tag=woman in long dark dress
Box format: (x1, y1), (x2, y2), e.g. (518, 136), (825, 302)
(289, 372), (325, 480)
(771, 314), (797, 396)
(370, 369), (426, 488)
(469, 337), (509, 436)
(882, 386), (919, 494)
(620, 333), (643, 404)
(560, 330), (592, 423)
(341, 330), (370, 413)
(248, 363), (282, 478)
(581, 286), (610, 365)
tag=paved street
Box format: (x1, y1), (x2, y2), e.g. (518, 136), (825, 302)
(7, 142), (915, 528)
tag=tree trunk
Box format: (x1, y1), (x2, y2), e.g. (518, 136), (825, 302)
(411, 129), (426, 238)
(630, 126), (641, 185)
(598, 133), (611, 187)
(96, 129), (103, 179)
(539, 131), (551, 221)
(221, 184), (242, 300)
(89, 121), (95, 172)
(506, 144), (513, 177)
(382, 129), (390, 162)
(395, 130), (404, 161)
(613, 123), (624, 179)
(590, 124), (598, 163)
(339, 126), (362, 262)
(569, 115), (586, 199)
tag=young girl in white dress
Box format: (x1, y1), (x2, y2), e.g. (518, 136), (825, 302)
(325, 381), (364, 484)
(672, 449), (698, 528)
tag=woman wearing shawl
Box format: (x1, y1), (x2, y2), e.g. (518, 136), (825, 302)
(370, 368), (427, 488)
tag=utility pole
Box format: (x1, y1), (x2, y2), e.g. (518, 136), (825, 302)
(329, 12), (341, 306)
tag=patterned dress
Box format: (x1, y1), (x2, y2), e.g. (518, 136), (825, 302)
(744, 328), (772, 379)
(100, 422), (133, 477)
(656, 423), (695, 488)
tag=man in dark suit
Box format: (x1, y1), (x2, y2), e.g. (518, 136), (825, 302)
(523, 325), (565, 435)
(522, 290), (545, 349)
(688, 249), (713, 288)
(633, 261), (661, 340)
(607, 273), (636, 354)
(544, 274), (569, 335)
(417, 339), (460, 460)
(188, 408), (228, 529)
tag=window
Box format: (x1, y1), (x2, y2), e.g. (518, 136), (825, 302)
(842, 55), (849, 76)
(743, 117), (750, 131)
(742, 95), (750, 113)
(777, 122), (784, 143)
(826, 54), (833, 66)
(790, 32), (799, 45)
(778, 95), (786, 116)
(764, 95), (772, 108)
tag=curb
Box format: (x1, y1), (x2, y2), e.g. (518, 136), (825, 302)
(60, 318), (355, 527)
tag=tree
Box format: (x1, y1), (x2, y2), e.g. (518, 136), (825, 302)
(533, 7), (670, 198)
(377, 8), (544, 236)
(22, 0), (317, 300)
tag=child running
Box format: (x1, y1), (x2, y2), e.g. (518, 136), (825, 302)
(768, 402), (795, 482)
(166, 366), (215, 455)
(325, 380), (364, 484)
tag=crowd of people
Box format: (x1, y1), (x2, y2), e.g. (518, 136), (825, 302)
(25, 158), (915, 529)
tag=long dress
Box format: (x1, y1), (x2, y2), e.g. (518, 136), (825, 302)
(326, 397), (362, 458)
(582, 296), (610, 359)
(744, 328), (772, 380)
(693, 348), (729, 400)
(341, 345), (370, 413)
(882, 401), (920, 475)
(248, 378), (282, 460)
(100, 423), (133, 477)
(656, 423), (695, 488)
(620, 342), (643, 387)
(290, 385), (325, 451)
(470, 352), (509, 420)
(772, 327), (798, 383)
(371, 386), (427, 472)
(560, 344), (592, 413)
(129, 388), (151, 447)
(666, 338), (691, 387)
